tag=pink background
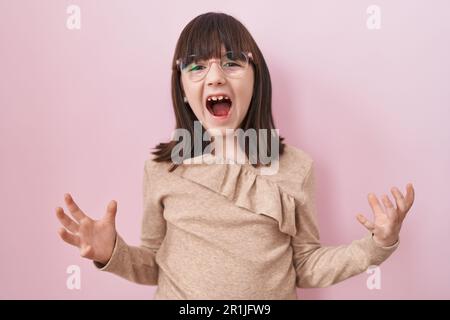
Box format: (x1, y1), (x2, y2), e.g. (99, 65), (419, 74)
(1, 0), (449, 299)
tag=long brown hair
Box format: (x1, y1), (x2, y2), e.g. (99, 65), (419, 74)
(152, 12), (285, 171)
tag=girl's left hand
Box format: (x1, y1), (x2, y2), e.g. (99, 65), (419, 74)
(356, 183), (415, 247)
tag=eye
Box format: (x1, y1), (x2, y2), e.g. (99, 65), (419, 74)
(188, 64), (205, 72)
(223, 62), (240, 67)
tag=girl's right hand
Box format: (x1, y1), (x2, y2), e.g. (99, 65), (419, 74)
(56, 193), (117, 265)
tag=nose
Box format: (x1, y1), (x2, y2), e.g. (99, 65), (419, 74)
(205, 61), (226, 86)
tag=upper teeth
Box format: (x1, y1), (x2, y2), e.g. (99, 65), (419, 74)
(207, 95), (230, 101)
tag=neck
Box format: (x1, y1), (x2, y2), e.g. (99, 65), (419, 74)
(210, 133), (247, 164)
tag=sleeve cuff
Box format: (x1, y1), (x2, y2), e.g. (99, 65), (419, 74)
(359, 232), (400, 265)
(370, 233), (400, 249)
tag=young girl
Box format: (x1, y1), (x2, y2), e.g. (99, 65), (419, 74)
(55, 12), (415, 299)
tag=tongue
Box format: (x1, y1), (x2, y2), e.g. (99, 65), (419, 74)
(212, 102), (230, 116)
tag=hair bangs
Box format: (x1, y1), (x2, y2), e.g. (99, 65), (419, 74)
(179, 13), (251, 61)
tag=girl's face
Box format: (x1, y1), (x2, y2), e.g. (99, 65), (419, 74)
(180, 45), (254, 136)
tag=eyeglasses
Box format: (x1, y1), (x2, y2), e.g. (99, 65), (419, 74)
(176, 51), (253, 82)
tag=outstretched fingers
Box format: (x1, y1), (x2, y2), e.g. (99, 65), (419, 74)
(64, 193), (87, 222)
(405, 183), (415, 212)
(58, 227), (80, 247)
(56, 207), (79, 233)
(367, 193), (385, 217)
(391, 183), (415, 220)
(381, 194), (398, 220)
(103, 200), (117, 224)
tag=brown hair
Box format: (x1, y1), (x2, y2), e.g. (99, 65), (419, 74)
(151, 12), (285, 171)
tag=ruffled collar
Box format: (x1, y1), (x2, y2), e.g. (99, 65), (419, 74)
(173, 153), (297, 237)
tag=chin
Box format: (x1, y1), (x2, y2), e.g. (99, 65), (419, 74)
(205, 125), (238, 137)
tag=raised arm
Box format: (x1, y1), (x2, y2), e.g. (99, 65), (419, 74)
(292, 162), (414, 288)
(56, 159), (166, 285)
(92, 160), (167, 285)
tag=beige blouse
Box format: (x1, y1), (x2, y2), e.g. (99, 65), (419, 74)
(94, 144), (399, 299)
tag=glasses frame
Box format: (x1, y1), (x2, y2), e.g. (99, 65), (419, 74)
(176, 51), (253, 82)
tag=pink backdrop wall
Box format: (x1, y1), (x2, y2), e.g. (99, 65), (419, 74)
(1, 0), (449, 299)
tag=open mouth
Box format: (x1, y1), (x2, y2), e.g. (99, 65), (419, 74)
(205, 95), (233, 118)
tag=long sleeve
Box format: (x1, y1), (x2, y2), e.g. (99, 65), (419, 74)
(93, 159), (166, 285)
(292, 161), (399, 288)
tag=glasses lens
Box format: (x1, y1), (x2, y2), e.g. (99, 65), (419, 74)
(179, 52), (250, 81)
(180, 55), (209, 81)
(221, 52), (248, 78)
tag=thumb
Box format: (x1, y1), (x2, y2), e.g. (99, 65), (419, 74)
(356, 213), (375, 232)
(104, 200), (117, 224)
